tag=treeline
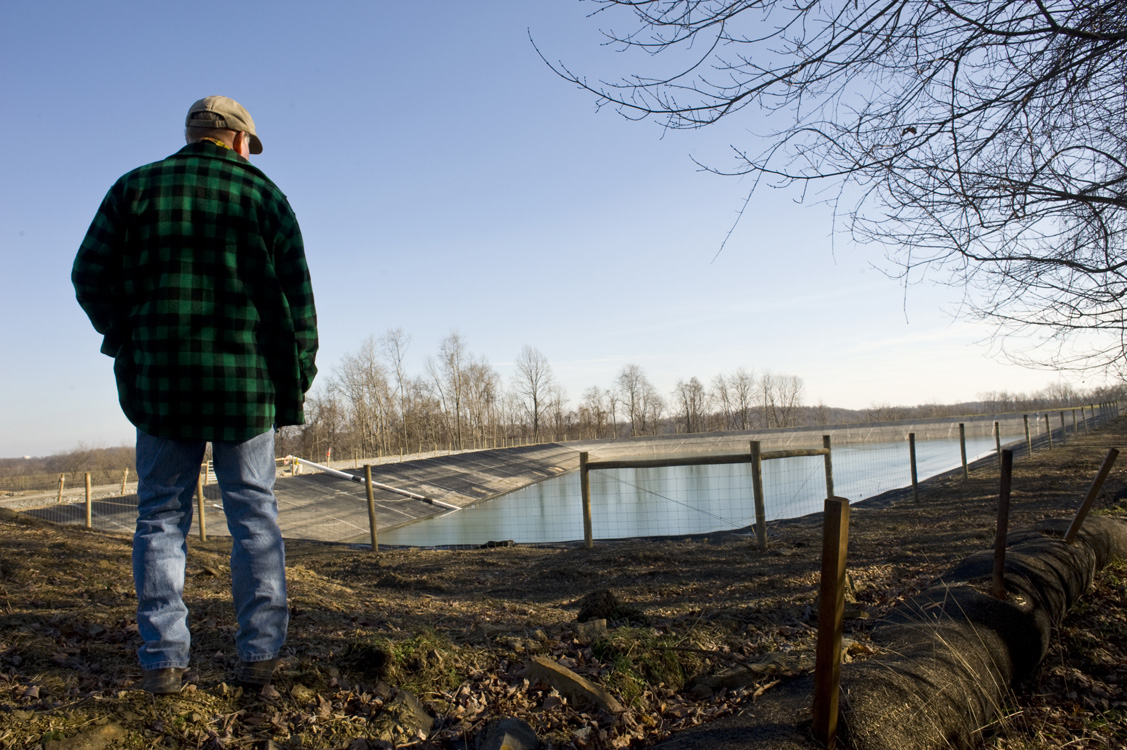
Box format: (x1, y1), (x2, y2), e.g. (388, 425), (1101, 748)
(0, 445), (135, 480)
(6, 333), (1123, 471)
(274, 328), (1126, 461)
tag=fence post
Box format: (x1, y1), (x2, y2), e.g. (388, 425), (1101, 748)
(57, 474), (65, 504)
(822, 435), (834, 498)
(992, 450), (1014, 599)
(908, 433), (919, 503)
(1044, 413), (1053, 450)
(1072, 409), (1078, 435)
(1024, 414), (1033, 456)
(196, 471), (207, 541)
(580, 452), (593, 549)
(121, 468), (129, 495)
(364, 465), (379, 552)
(959, 423), (969, 480)
(993, 421), (1002, 468)
(84, 473), (92, 529)
(1059, 411), (1067, 445)
(812, 496), (851, 749)
(1065, 449), (1120, 544)
(750, 441), (768, 552)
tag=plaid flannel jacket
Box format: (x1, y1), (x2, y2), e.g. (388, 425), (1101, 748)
(73, 141), (318, 442)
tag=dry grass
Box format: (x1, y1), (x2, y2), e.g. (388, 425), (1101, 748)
(1, 420), (1126, 748)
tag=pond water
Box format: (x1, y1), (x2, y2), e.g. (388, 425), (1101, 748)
(379, 434), (1015, 547)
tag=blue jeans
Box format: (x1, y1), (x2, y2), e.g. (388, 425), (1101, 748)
(133, 429), (287, 670)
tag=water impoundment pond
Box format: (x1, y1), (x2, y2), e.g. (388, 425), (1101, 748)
(380, 434), (1015, 547)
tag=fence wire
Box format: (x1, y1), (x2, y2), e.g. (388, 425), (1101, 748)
(5, 407), (1115, 547)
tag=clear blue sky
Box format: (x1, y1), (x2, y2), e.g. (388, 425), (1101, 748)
(0, 1), (1088, 458)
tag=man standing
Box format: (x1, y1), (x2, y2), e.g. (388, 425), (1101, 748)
(73, 96), (318, 694)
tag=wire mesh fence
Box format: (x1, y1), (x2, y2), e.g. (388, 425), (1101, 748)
(5, 405), (1117, 547)
(0, 469), (132, 494)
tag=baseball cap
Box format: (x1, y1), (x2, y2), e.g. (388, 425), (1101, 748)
(185, 95), (263, 154)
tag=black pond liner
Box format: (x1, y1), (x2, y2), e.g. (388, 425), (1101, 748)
(646, 514), (1127, 750)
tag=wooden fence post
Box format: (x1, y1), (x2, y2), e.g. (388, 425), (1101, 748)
(1044, 413), (1053, 450)
(908, 433), (919, 503)
(812, 496), (851, 749)
(822, 435), (834, 499)
(1065, 449), (1120, 544)
(1024, 414), (1033, 456)
(992, 450), (1014, 599)
(750, 441), (768, 551)
(57, 474), (65, 504)
(365, 465), (379, 552)
(580, 452), (593, 549)
(84, 473), (92, 529)
(121, 468), (129, 496)
(994, 421), (1002, 468)
(959, 423), (969, 480)
(196, 472), (207, 541)
(1059, 411), (1067, 445)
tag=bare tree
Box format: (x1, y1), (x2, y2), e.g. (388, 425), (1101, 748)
(673, 377), (708, 433)
(333, 336), (391, 456)
(547, 383), (570, 441)
(606, 387), (622, 438)
(380, 328), (411, 454)
(426, 331), (469, 450)
(579, 386), (610, 439)
(710, 373), (734, 430)
(551, 1), (1127, 373)
(866, 403), (908, 424)
(616, 364), (651, 436)
(730, 368), (756, 430)
(761, 371), (805, 428)
(513, 345), (554, 442)
(462, 356), (500, 449)
(640, 378), (667, 435)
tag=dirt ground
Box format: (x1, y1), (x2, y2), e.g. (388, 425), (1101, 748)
(2, 420), (1127, 749)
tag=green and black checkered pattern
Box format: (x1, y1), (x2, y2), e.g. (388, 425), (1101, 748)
(73, 141), (318, 442)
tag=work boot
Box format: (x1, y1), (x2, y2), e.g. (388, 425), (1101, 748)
(234, 658), (278, 691)
(140, 667), (187, 695)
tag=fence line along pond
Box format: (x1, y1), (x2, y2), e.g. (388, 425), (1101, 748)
(378, 432), (1013, 547)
